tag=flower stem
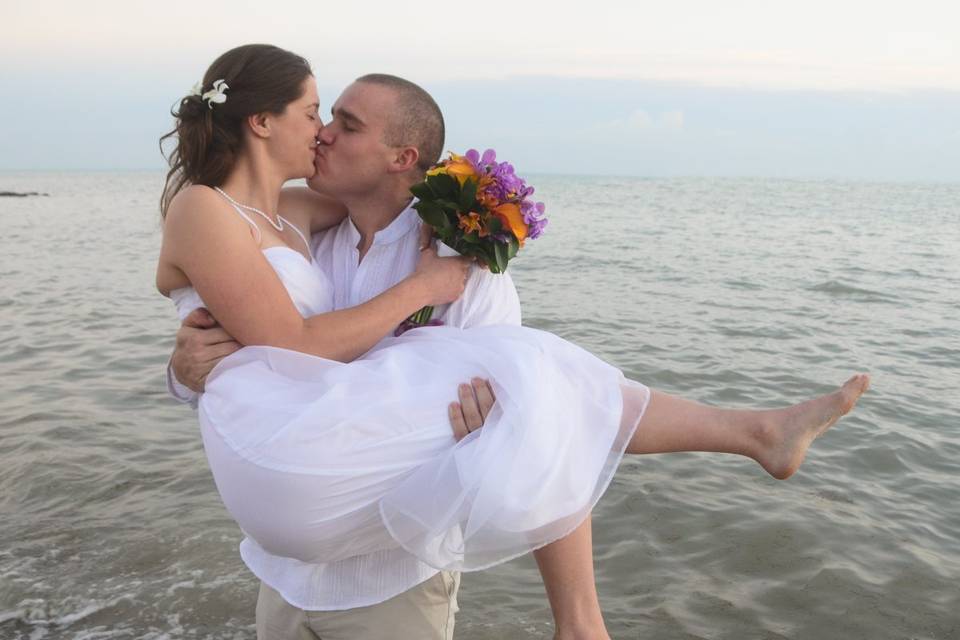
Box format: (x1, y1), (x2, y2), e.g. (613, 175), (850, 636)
(414, 306), (434, 324)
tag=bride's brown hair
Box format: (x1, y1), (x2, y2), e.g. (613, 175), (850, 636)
(159, 44), (313, 217)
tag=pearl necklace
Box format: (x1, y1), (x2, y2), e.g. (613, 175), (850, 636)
(214, 187), (284, 231)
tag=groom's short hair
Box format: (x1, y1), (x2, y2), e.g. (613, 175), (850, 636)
(355, 74), (444, 174)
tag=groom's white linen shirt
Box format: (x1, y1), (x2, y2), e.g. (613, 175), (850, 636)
(314, 201), (521, 327)
(167, 200), (522, 609)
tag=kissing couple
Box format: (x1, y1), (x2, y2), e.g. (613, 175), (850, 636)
(157, 44), (870, 640)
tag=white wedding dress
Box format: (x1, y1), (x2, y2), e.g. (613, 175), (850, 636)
(171, 224), (650, 575)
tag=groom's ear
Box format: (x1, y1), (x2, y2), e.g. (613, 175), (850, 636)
(246, 112), (272, 139)
(388, 146), (420, 174)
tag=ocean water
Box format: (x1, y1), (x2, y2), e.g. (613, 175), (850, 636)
(1, 172), (958, 639)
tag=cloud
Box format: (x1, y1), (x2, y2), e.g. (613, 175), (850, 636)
(592, 109), (686, 135)
(622, 109), (655, 130)
(659, 110), (685, 130)
(3, 71), (958, 181)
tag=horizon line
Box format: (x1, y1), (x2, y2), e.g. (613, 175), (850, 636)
(1, 168), (958, 187)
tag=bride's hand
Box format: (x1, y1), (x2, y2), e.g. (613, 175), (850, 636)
(413, 226), (472, 306)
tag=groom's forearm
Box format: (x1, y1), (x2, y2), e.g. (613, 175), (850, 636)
(167, 358), (198, 405)
(443, 270), (519, 437)
(168, 310), (242, 397)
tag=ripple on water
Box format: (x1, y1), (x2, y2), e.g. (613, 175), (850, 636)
(807, 280), (900, 304)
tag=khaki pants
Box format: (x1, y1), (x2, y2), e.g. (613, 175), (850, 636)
(256, 572), (461, 640)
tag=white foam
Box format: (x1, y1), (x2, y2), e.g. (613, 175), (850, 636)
(28, 627), (49, 640)
(0, 594), (133, 628)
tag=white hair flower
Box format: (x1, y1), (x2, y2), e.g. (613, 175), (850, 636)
(201, 79), (229, 109)
(188, 81), (203, 97)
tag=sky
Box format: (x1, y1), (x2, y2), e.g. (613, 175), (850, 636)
(1, 0), (958, 180)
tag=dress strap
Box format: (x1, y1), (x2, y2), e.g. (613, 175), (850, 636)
(279, 215), (312, 258)
(214, 189), (263, 245)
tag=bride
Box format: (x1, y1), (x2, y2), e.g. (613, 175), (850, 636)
(156, 44), (869, 639)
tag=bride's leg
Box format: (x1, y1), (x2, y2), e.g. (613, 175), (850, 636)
(533, 514), (609, 640)
(625, 373), (870, 478)
(455, 381), (610, 639)
(518, 375), (868, 640)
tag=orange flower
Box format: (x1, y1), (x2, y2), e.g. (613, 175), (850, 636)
(491, 202), (528, 245)
(458, 212), (482, 234)
(445, 153), (479, 186)
(476, 175), (499, 209)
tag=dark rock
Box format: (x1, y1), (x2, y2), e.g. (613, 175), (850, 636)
(0, 191), (49, 197)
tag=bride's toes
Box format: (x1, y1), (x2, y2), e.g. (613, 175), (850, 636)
(762, 374), (870, 480)
(839, 373), (871, 415)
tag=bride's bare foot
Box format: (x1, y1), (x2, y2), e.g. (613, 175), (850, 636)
(756, 374), (871, 479)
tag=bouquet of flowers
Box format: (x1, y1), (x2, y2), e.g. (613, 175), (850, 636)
(411, 149), (547, 274)
(396, 149), (548, 335)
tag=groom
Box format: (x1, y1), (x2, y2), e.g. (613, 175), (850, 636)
(168, 74), (521, 639)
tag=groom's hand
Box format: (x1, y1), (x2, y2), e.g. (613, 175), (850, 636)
(448, 378), (496, 441)
(171, 308), (241, 393)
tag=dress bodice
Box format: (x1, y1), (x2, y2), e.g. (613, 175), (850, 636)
(170, 246), (335, 322)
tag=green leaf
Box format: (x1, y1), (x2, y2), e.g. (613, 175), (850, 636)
(415, 201), (449, 230)
(427, 173), (458, 199)
(492, 241), (508, 273)
(467, 246), (492, 271)
(486, 216), (503, 235)
(506, 236), (519, 260)
(461, 245), (485, 261)
(459, 178), (478, 212)
(436, 226), (455, 241)
(436, 199), (461, 216)
(409, 181), (433, 201)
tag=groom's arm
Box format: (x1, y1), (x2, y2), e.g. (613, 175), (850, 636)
(441, 266), (522, 439)
(166, 308), (241, 404)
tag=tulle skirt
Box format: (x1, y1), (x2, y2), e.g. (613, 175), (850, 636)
(199, 325), (649, 572)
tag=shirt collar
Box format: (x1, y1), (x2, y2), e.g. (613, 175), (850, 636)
(344, 198), (420, 249)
